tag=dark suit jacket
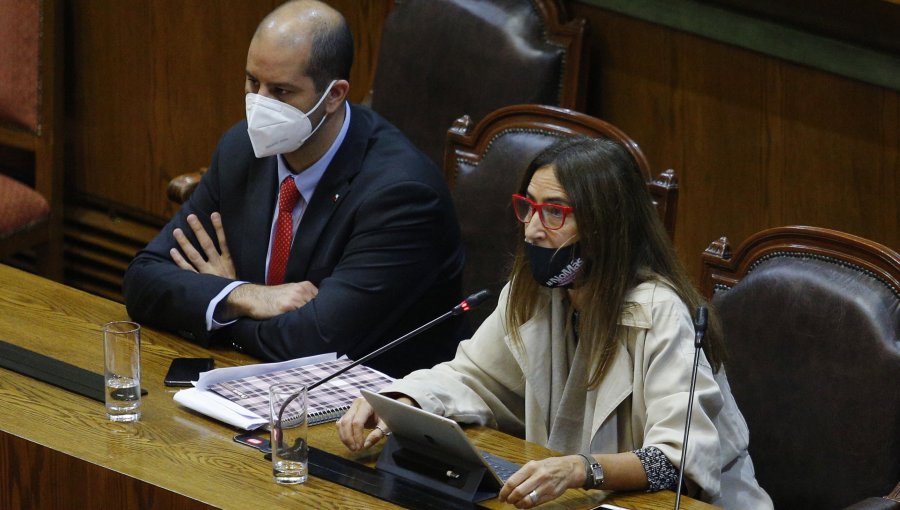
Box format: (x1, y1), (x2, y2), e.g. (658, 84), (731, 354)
(123, 105), (468, 377)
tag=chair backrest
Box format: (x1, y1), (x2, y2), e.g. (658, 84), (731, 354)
(701, 226), (900, 509)
(845, 481), (900, 510)
(445, 103), (678, 327)
(0, 0), (64, 279)
(370, 0), (587, 166)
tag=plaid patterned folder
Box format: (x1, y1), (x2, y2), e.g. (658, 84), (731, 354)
(207, 359), (395, 425)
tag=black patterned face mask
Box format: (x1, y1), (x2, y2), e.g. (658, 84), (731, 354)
(525, 242), (584, 288)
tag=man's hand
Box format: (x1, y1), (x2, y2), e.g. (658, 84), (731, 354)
(221, 281), (319, 321)
(170, 212), (236, 279)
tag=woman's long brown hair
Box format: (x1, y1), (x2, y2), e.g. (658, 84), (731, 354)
(505, 137), (724, 389)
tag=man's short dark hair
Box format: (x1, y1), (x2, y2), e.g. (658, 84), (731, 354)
(306, 20), (353, 92)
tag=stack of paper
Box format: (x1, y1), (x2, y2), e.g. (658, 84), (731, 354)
(173, 353), (337, 430)
(207, 359), (395, 425)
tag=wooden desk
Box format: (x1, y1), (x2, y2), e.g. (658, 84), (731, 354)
(0, 264), (717, 509)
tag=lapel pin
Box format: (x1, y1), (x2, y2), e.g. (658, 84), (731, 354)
(332, 193), (340, 203)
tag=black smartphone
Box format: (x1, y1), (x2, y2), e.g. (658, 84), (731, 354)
(163, 357), (214, 387)
(234, 432), (271, 454)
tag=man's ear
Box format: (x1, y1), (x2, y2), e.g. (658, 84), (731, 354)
(325, 80), (350, 113)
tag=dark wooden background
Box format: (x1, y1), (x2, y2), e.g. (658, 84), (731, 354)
(43, 0), (899, 300)
(568, 3), (899, 277)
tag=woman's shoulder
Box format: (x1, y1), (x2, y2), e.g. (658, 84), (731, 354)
(623, 277), (691, 327)
(628, 275), (685, 304)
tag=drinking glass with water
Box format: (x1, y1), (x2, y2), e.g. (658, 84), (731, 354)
(269, 382), (308, 484)
(102, 321), (141, 422)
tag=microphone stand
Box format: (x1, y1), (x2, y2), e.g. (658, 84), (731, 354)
(674, 306), (708, 510)
(275, 290), (491, 426)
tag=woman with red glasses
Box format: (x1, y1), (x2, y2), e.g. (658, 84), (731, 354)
(338, 137), (772, 510)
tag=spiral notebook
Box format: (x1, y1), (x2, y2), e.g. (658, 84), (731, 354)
(207, 359), (394, 425)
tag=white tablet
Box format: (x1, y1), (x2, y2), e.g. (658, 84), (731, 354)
(361, 390), (521, 486)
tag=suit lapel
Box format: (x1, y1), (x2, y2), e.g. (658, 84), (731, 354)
(240, 156), (278, 283)
(285, 106), (369, 280)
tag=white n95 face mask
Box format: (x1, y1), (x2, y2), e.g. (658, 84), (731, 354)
(245, 80), (335, 158)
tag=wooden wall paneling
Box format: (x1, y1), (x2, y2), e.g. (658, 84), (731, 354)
(567, 2), (899, 280)
(68, 0), (281, 221)
(774, 65), (899, 239)
(736, 54), (896, 254)
(336, 0), (394, 102)
(760, 60), (786, 232)
(672, 30), (773, 264)
(573, 7), (773, 268)
(885, 92), (900, 238)
(146, 1), (281, 220)
(69, 1), (149, 213)
(580, 11), (682, 169)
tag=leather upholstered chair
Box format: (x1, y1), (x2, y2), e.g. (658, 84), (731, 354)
(445, 104), (678, 328)
(369, 0), (588, 166)
(845, 481), (900, 510)
(701, 226), (900, 510)
(0, 0), (64, 280)
(845, 482), (900, 510)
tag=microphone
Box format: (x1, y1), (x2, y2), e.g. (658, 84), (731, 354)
(674, 306), (708, 510)
(275, 290), (491, 424)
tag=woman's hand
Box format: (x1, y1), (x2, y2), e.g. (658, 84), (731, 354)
(498, 455), (584, 508)
(336, 397), (386, 451)
(337, 395), (417, 451)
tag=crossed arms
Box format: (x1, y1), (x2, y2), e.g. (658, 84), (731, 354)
(169, 211), (319, 322)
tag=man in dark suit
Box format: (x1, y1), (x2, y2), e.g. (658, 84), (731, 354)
(123, 0), (467, 377)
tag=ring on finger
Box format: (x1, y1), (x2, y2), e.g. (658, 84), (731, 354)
(529, 489), (539, 505)
(374, 425), (391, 436)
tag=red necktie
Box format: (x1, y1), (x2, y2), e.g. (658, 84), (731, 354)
(267, 177), (301, 285)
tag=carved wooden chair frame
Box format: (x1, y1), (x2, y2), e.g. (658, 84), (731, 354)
(444, 103), (679, 238)
(700, 225), (900, 300)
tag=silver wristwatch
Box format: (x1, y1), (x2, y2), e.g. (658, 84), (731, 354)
(579, 453), (604, 490)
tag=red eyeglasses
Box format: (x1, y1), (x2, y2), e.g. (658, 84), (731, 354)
(511, 194), (574, 230)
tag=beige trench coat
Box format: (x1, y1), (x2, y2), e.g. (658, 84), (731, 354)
(384, 281), (773, 509)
